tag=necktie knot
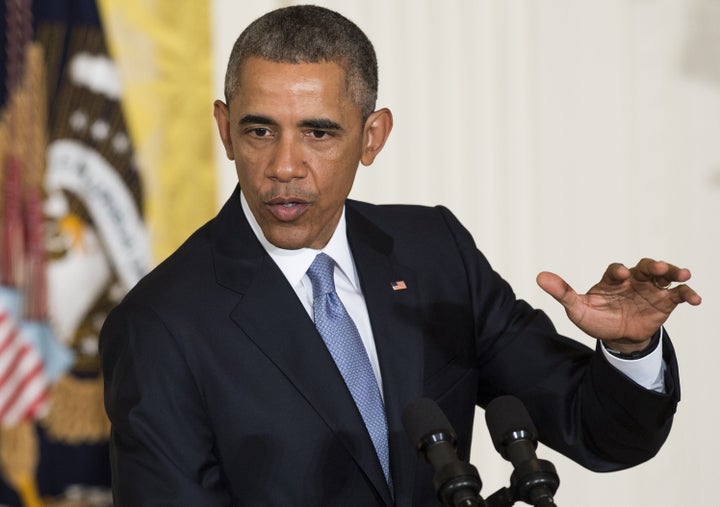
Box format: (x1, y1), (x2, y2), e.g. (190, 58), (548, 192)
(307, 252), (336, 297)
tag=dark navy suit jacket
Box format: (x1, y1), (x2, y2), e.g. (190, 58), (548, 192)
(100, 186), (679, 506)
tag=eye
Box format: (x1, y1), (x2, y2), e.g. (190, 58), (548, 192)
(307, 129), (331, 139)
(250, 127), (271, 137)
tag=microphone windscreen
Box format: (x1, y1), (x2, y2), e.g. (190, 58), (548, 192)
(484, 395), (537, 454)
(402, 397), (455, 446)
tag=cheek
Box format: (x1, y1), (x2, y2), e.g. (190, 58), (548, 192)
(313, 147), (362, 191)
(318, 163), (358, 198)
(233, 149), (265, 182)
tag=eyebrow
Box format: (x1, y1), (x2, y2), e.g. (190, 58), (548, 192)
(239, 114), (277, 126)
(239, 114), (343, 132)
(298, 118), (343, 131)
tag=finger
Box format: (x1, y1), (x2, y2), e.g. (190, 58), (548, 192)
(536, 271), (579, 308)
(634, 258), (693, 286)
(671, 284), (703, 306)
(630, 258), (664, 283)
(655, 264), (692, 283)
(599, 262), (631, 286)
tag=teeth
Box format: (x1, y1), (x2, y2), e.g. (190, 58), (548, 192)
(282, 203), (296, 208)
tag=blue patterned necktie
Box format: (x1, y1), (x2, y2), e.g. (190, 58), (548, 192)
(306, 253), (392, 489)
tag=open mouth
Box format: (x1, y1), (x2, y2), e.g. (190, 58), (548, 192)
(265, 198), (310, 221)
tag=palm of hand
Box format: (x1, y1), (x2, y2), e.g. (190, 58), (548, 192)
(568, 281), (673, 343)
(537, 259), (701, 353)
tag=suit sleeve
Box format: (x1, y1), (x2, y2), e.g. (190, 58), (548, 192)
(100, 301), (231, 506)
(435, 205), (680, 472)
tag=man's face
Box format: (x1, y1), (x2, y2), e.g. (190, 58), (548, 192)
(214, 57), (390, 250)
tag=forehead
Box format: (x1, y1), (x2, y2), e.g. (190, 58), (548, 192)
(231, 57), (353, 112)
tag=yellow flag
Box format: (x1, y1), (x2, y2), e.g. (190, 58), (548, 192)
(97, 0), (216, 262)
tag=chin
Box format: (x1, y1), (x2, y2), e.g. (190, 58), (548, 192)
(266, 233), (312, 251)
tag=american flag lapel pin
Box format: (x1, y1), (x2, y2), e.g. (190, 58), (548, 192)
(391, 280), (407, 291)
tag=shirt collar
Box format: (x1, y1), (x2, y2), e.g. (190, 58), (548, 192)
(240, 190), (359, 289)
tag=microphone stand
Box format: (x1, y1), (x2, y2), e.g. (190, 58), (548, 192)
(483, 457), (560, 507)
(432, 458), (487, 507)
(483, 396), (561, 507)
(402, 396), (559, 507)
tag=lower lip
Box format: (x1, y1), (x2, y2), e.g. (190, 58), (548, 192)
(266, 202), (310, 222)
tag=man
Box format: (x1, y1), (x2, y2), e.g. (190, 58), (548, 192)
(100, 5), (701, 506)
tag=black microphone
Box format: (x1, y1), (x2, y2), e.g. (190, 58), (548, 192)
(402, 398), (486, 507)
(485, 396), (560, 507)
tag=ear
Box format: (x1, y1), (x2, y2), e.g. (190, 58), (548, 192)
(360, 108), (393, 166)
(213, 99), (235, 160)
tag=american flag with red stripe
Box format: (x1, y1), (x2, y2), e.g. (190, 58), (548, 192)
(0, 308), (49, 426)
(391, 280), (407, 291)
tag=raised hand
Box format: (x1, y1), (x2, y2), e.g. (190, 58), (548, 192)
(536, 258), (702, 354)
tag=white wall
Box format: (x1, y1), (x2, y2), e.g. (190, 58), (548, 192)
(211, 1), (720, 505)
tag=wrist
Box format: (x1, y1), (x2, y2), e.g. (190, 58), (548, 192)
(603, 330), (661, 360)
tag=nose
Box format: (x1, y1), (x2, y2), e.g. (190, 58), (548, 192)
(265, 135), (307, 182)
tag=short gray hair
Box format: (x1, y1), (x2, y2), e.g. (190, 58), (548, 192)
(224, 5), (378, 120)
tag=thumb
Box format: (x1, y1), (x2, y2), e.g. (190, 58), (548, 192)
(536, 271), (577, 308)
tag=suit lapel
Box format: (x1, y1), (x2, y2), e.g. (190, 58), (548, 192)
(211, 190), (398, 505)
(346, 203), (425, 506)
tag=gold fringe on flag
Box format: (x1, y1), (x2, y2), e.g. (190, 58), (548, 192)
(0, 422), (42, 507)
(40, 374), (110, 444)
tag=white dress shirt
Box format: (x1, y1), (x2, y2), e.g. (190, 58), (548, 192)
(601, 333), (666, 392)
(240, 191), (666, 395)
(241, 192), (385, 396)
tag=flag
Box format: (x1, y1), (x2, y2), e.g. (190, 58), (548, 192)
(1, 3), (57, 504)
(1, 0), (215, 503)
(98, 0), (216, 261)
(0, 309), (49, 427)
(0, 0), (153, 505)
(391, 280), (408, 291)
